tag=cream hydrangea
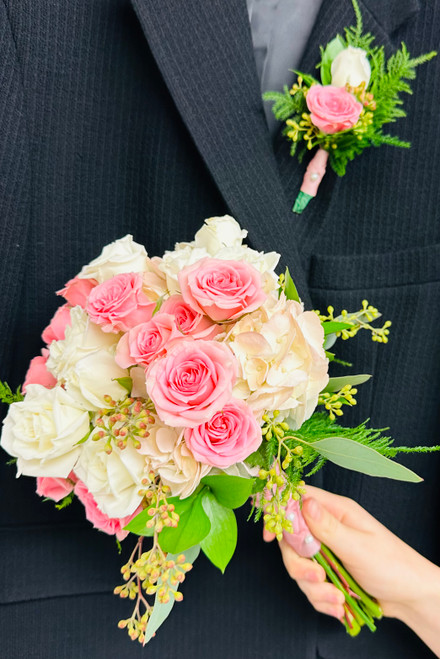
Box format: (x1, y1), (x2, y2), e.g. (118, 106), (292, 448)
(137, 417), (211, 498)
(225, 294), (329, 428)
(47, 306), (128, 410)
(74, 436), (146, 518)
(1, 384), (89, 478)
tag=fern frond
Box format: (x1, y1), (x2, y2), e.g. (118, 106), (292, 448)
(0, 381), (24, 404)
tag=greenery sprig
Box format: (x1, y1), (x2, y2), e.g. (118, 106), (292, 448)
(0, 380), (24, 404)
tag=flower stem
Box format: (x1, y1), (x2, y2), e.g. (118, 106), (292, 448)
(313, 548), (380, 635)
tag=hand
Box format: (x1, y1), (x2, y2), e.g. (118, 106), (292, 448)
(264, 486), (440, 656)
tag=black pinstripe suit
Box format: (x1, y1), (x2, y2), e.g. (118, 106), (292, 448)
(0, 1), (439, 656)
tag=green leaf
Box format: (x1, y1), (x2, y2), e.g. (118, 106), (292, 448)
(319, 36), (346, 84)
(293, 70), (320, 87)
(75, 427), (92, 445)
(0, 380), (24, 404)
(200, 491), (237, 573)
(113, 377), (133, 394)
(322, 321), (354, 335)
(144, 545), (200, 644)
(158, 492), (211, 553)
(323, 374), (372, 393)
(123, 508), (155, 536)
(55, 491), (75, 510)
(152, 295), (164, 316)
(201, 474), (253, 509)
(308, 436), (423, 482)
(284, 267), (300, 302)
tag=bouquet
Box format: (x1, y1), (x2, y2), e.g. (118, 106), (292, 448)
(1, 215), (437, 643)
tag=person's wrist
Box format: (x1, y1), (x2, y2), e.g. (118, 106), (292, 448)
(382, 552), (440, 626)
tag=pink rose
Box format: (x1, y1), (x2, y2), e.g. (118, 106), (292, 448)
(36, 471), (77, 502)
(74, 480), (138, 541)
(41, 305), (72, 344)
(146, 339), (238, 428)
(57, 276), (98, 308)
(86, 272), (155, 333)
(115, 314), (183, 368)
(184, 398), (262, 467)
(159, 294), (221, 339)
(306, 85), (363, 134)
(178, 258), (266, 322)
(23, 350), (57, 392)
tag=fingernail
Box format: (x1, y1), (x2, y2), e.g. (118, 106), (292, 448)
(305, 498), (321, 521)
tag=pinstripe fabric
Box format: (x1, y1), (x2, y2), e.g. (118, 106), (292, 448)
(0, 0), (439, 657)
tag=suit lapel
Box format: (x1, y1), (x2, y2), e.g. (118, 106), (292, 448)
(129, 0), (421, 299)
(129, 0), (314, 302)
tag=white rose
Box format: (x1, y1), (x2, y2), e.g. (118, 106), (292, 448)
(74, 436), (146, 518)
(47, 307), (128, 410)
(1, 384), (89, 478)
(331, 46), (371, 88)
(193, 215), (248, 254)
(78, 235), (150, 283)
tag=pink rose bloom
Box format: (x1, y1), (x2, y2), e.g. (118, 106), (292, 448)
(86, 272), (155, 333)
(178, 258), (266, 322)
(115, 314), (183, 368)
(41, 305), (72, 344)
(184, 398), (262, 467)
(23, 350), (57, 392)
(146, 339), (238, 428)
(306, 85), (363, 134)
(159, 294), (221, 339)
(36, 471), (77, 502)
(74, 480), (138, 541)
(57, 276), (98, 308)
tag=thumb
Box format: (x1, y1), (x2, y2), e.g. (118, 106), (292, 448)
(302, 497), (360, 558)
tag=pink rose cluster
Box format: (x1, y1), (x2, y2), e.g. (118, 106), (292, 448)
(19, 250), (269, 526)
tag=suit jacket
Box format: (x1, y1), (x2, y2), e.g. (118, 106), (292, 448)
(0, 1), (439, 657)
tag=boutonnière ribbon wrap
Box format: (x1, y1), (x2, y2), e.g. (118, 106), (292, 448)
(264, 0), (437, 213)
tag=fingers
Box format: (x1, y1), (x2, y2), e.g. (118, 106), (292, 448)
(278, 538), (325, 582)
(297, 580), (345, 619)
(278, 538), (344, 620)
(302, 496), (365, 558)
(302, 485), (375, 532)
(263, 528), (276, 542)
